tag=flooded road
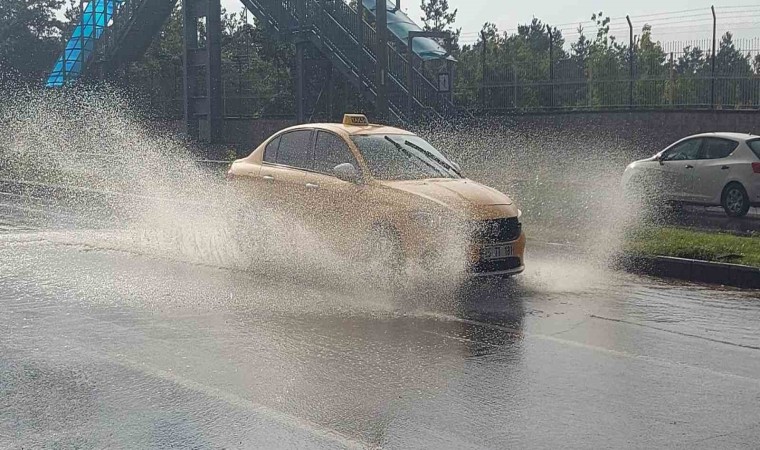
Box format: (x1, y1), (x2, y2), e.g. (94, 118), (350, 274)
(2, 206), (759, 449)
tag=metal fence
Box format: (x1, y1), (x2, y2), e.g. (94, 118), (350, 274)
(457, 37), (760, 113)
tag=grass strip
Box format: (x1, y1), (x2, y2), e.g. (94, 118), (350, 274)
(626, 226), (760, 268)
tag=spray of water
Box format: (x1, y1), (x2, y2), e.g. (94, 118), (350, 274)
(0, 87), (473, 309)
(417, 118), (645, 292)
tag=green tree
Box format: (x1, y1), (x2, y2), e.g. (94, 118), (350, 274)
(120, 5), (295, 119)
(419, 0), (460, 49)
(715, 32), (752, 107)
(506, 18), (565, 108)
(584, 12), (627, 107)
(0, 0), (64, 83)
(672, 46), (709, 106)
(635, 25), (667, 106)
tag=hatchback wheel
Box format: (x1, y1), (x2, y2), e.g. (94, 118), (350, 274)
(722, 183), (750, 218)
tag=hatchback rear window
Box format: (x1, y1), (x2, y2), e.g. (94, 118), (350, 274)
(748, 140), (760, 159)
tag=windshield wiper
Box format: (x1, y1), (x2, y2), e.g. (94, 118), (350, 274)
(384, 136), (442, 175)
(403, 140), (461, 176)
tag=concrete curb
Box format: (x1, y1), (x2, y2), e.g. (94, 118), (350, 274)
(616, 254), (760, 289)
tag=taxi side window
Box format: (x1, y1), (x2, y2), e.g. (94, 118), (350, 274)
(662, 139), (702, 161)
(263, 136), (281, 163)
(313, 131), (357, 174)
(700, 138), (738, 160)
(276, 130), (313, 170)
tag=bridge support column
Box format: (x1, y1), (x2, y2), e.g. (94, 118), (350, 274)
(182, 0), (223, 143)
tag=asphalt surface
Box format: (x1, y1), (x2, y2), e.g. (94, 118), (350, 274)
(1, 201), (760, 449)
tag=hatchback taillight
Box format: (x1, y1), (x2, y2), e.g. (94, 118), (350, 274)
(753, 162), (760, 174)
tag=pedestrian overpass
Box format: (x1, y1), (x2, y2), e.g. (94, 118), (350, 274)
(47, 0), (461, 140)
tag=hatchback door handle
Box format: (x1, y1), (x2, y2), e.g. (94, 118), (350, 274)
(305, 183), (319, 189)
(721, 165), (730, 170)
(685, 164), (694, 169)
(262, 175), (275, 181)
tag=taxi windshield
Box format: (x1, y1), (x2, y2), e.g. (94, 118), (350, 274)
(351, 134), (461, 181)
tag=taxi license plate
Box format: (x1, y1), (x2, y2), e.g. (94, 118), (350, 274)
(482, 244), (514, 261)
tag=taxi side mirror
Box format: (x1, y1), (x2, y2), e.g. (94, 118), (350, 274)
(333, 163), (360, 183)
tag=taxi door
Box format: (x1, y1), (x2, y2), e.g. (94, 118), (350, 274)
(302, 130), (371, 249)
(257, 129), (314, 214)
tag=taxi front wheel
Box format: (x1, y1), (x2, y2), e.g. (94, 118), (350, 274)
(359, 225), (407, 288)
(369, 225), (405, 272)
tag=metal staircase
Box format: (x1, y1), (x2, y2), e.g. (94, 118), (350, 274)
(240, 0), (458, 122)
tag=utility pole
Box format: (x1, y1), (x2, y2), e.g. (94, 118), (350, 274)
(711, 5), (717, 109)
(480, 30), (486, 110)
(669, 52), (675, 106)
(627, 15), (634, 108)
(547, 25), (554, 109)
(376, 0), (389, 119)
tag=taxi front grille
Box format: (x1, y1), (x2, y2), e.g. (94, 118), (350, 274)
(472, 217), (521, 243)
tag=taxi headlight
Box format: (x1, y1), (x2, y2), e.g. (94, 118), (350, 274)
(517, 209), (523, 223)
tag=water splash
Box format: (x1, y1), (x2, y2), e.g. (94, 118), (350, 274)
(0, 87), (471, 306)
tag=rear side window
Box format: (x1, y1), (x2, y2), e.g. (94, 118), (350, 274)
(276, 130), (313, 169)
(701, 138), (738, 160)
(263, 136), (280, 163)
(748, 140), (760, 159)
(313, 131), (357, 174)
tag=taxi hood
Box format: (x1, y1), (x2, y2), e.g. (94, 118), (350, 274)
(380, 178), (513, 209)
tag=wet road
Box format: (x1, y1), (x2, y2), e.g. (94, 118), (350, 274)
(1, 205), (760, 449)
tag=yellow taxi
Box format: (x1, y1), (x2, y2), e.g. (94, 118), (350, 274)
(227, 114), (526, 277)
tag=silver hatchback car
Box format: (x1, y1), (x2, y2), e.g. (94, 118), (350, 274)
(622, 132), (760, 217)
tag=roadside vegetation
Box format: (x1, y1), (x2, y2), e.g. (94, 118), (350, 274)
(625, 226), (760, 268)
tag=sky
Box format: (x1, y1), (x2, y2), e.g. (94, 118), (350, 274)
(220, 0), (760, 48)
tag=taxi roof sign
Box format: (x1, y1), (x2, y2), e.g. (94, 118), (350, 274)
(343, 114), (370, 126)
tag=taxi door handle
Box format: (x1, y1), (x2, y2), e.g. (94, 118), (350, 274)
(305, 183), (319, 189)
(721, 165), (730, 170)
(262, 175), (275, 181)
(685, 164), (694, 169)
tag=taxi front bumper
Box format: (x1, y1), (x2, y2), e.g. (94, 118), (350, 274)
(468, 232), (526, 277)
